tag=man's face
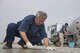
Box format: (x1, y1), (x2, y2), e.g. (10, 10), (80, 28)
(35, 16), (46, 25)
(65, 25), (68, 27)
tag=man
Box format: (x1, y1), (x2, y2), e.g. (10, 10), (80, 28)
(75, 22), (80, 47)
(59, 23), (69, 47)
(3, 11), (54, 50)
(76, 22), (80, 36)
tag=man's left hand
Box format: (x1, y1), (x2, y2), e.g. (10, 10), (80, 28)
(46, 47), (56, 51)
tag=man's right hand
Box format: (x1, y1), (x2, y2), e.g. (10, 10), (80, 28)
(26, 41), (33, 48)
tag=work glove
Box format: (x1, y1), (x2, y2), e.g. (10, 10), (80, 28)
(26, 41), (33, 48)
(46, 46), (56, 51)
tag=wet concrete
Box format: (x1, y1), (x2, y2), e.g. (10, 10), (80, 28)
(0, 43), (80, 53)
(0, 48), (63, 53)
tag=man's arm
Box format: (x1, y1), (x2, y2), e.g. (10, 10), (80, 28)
(39, 25), (49, 47)
(19, 31), (29, 43)
(18, 15), (32, 43)
(18, 15), (34, 48)
(43, 37), (56, 50)
(19, 31), (33, 48)
(39, 25), (56, 50)
(43, 37), (49, 47)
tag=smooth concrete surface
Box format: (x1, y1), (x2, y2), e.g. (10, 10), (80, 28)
(0, 43), (80, 53)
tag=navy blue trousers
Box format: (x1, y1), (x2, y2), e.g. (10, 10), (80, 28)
(3, 23), (22, 43)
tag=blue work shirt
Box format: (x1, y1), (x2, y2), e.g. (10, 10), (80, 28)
(17, 15), (47, 45)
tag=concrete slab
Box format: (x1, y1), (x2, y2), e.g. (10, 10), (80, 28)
(0, 43), (80, 53)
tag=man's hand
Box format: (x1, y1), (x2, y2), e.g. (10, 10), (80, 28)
(46, 47), (56, 51)
(26, 41), (33, 48)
